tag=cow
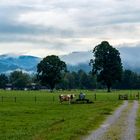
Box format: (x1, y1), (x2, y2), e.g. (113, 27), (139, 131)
(59, 94), (75, 104)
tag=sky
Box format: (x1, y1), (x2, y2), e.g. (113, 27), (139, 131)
(0, 0), (140, 57)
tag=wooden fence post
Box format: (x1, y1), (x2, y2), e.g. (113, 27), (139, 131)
(14, 97), (16, 103)
(94, 94), (96, 101)
(35, 96), (37, 103)
(130, 93), (132, 100)
(53, 96), (55, 102)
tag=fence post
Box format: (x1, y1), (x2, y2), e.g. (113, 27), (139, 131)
(14, 97), (16, 103)
(53, 96), (55, 102)
(94, 94), (96, 101)
(35, 96), (37, 103)
(130, 93), (133, 100)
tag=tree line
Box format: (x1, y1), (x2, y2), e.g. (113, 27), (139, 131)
(0, 41), (139, 91)
(57, 70), (140, 90)
(0, 69), (140, 90)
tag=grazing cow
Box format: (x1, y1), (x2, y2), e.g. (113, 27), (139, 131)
(59, 94), (75, 104)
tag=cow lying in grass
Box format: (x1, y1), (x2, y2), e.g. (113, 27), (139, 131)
(59, 94), (75, 104)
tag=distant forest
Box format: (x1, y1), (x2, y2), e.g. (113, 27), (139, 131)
(0, 69), (140, 90)
(57, 69), (140, 90)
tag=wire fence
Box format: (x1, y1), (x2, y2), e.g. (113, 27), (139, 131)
(0, 96), (58, 103)
(0, 92), (139, 103)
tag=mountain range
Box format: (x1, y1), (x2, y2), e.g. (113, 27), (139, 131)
(61, 47), (140, 73)
(0, 54), (40, 73)
(0, 46), (140, 73)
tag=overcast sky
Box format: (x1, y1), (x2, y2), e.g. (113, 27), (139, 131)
(0, 0), (140, 57)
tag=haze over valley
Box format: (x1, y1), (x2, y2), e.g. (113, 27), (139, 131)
(0, 46), (140, 73)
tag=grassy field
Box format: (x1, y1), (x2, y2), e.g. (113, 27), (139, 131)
(0, 90), (139, 140)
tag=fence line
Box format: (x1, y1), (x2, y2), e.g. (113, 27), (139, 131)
(0, 92), (139, 103)
(0, 96), (57, 103)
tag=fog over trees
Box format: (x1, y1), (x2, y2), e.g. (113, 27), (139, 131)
(0, 42), (140, 91)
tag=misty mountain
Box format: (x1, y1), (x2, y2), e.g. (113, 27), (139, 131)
(118, 47), (140, 73)
(60, 51), (92, 72)
(67, 63), (92, 73)
(0, 54), (91, 73)
(0, 46), (140, 73)
(0, 54), (41, 73)
(61, 47), (140, 73)
(60, 51), (93, 65)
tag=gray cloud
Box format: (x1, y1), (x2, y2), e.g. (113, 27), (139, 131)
(0, 0), (140, 56)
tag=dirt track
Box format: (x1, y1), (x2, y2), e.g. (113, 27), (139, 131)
(84, 100), (138, 140)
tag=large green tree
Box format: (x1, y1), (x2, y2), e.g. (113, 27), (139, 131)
(37, 55), (67, 90)
(90, 41), (123, 92)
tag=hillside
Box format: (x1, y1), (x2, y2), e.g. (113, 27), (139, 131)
(0, 54), (40, 73)
(0, 47), (140, 73)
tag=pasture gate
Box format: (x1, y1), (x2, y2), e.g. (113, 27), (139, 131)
(118, 92), (140, 100)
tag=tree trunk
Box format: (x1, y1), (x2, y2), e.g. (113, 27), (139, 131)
(50, 83), (55, 92)
(107, 84), (111, 92)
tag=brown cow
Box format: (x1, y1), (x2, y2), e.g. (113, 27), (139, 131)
(59, 94), (75, 104)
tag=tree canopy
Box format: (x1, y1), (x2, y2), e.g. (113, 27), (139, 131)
(9, 71), (31, 89)
(37, 55), (67, 90)
(90, 41), (123, 92)
(0, 74), (9, 89)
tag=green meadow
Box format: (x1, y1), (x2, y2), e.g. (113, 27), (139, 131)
(0, 90), (139, 140)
